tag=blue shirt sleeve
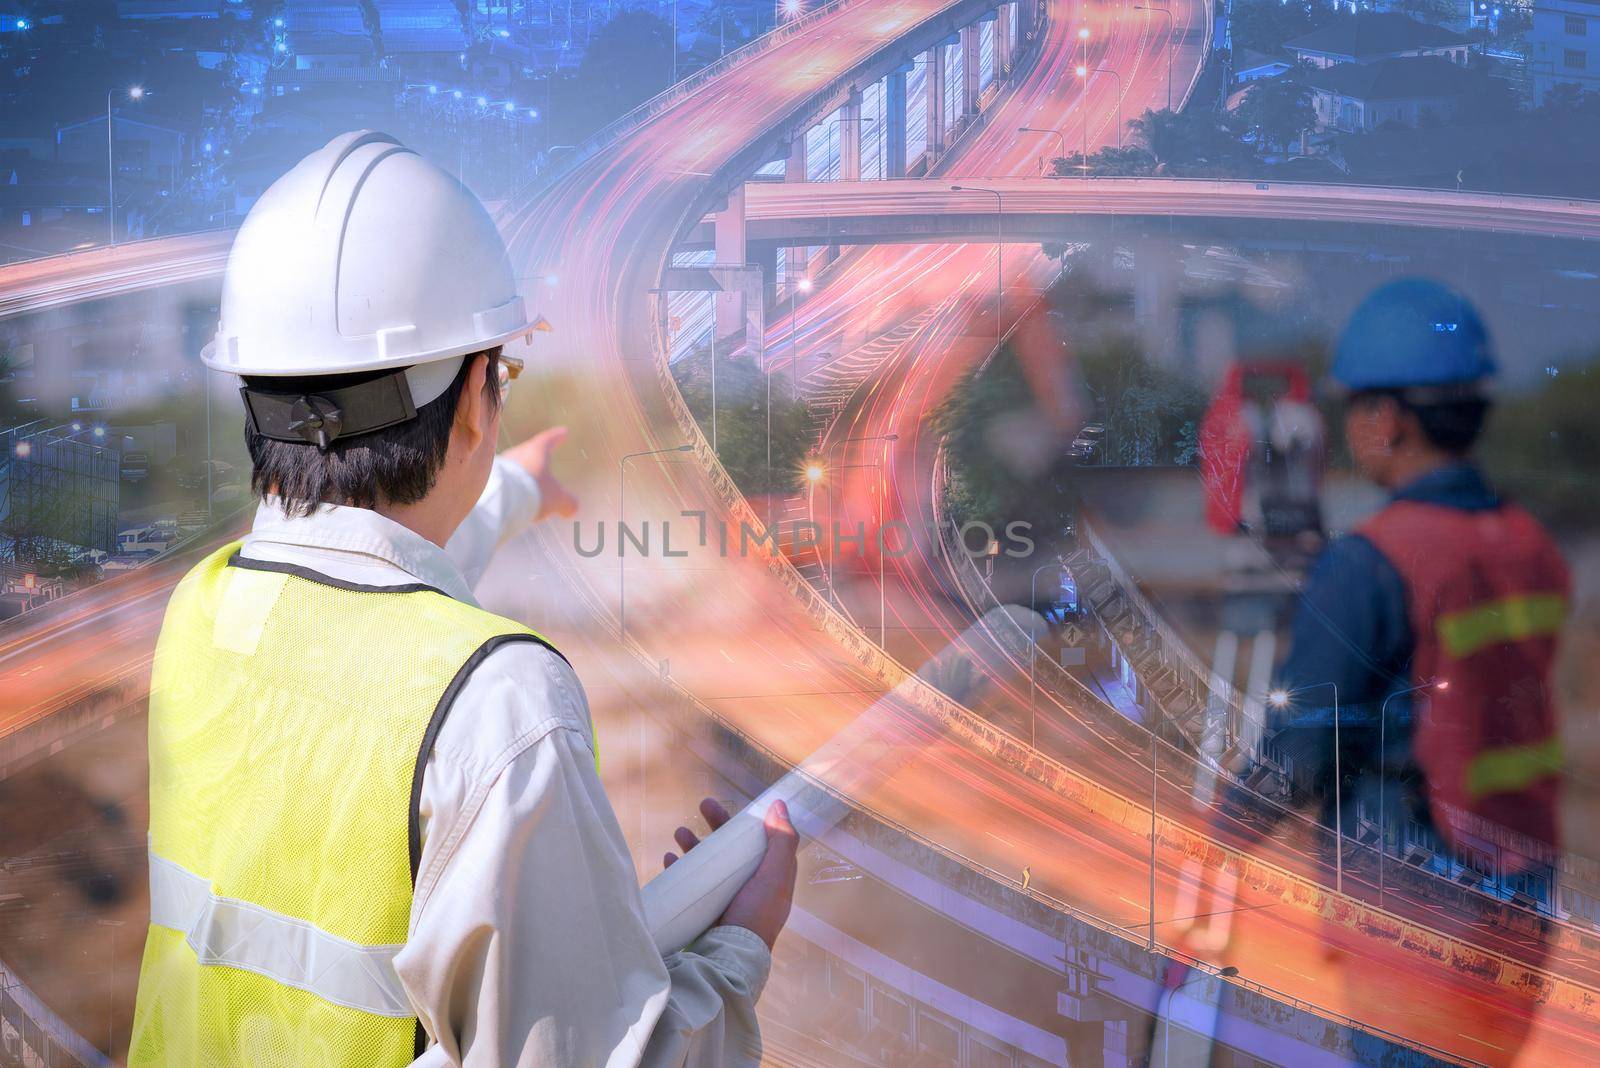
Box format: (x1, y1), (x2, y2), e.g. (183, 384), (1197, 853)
(1272, 534), (1413, 731)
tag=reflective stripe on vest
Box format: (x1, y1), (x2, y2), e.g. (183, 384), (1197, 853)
(1465, 736), (1565, 799)
(1437, 592), (1567, 660)
(148, 850), (411, 1017)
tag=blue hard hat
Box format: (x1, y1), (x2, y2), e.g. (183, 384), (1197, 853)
(1331, 278), (1496, 393)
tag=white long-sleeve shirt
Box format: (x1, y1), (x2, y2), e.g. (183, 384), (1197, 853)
(237, 457), (771, 1067)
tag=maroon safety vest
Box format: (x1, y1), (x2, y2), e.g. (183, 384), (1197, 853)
(1358, 499), (1569, 857)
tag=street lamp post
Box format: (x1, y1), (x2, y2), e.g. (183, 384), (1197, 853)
(837, 460), (891, 644)
(1028, 561), (1058, 748)
(820, 434), (898, 611)
(107, 86), (145, 245)
(772, 275), (813, 524)
(1018, 125), (1065, 175)
(790, 275), (812, 399)
(1162, 966), (1240, 1067)
(825, 114), (875, 179)
(618, 445), (695, 639)
(1076, 65), (1124, 152)
(1377, 678), (1447, 906)
(950, 185), (1003, 338)
(1269, 681), (1343, 893)
(1134, 5), (1175, 111)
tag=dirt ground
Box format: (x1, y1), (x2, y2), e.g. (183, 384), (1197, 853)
(0, 707), (151, 1062)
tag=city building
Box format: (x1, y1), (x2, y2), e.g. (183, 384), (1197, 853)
(55, 113), (190, 191)
(115, 0), (239, 18)
(1233, 48), (1292, 86)
(1529, 0), (1600, 103)
(1304, 54), (1481, 131)
(1287, 12), (1474, 68)
(0, 422), (120, 571)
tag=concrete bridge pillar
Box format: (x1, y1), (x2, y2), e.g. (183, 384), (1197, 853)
(1132, 240), (1183, 367)
(1015, 0), (1033, 40)
(785, 134), (807, 181)
(924, 44), (948, 157)
(994, 4), (1013, 75)
(885, 67), (909, 178)
(783, 136), (810, 291)
(713, 184), (747, 343)
(960, 23), (982, 116)
(838, 90), (863, 182)
(753, 244), (779, 311)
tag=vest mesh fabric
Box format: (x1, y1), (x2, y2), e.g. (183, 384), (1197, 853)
(130, 541), (551, 1067)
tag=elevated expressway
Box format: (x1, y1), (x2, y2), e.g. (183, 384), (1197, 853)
(694, 177), (1600, 246)
(3, 2), (1598, 1066)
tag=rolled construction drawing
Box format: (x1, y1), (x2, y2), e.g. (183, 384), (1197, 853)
(641, 604), (1046, 955)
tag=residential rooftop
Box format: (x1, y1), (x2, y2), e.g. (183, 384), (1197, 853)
(1287, 12), (1471, 61)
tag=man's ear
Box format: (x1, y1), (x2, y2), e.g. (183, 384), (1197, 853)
(452, 354), (490, 456)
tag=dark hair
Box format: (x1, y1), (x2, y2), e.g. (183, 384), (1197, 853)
(1408, 397), (1489, 455)
(1352, 389), (1489, 456)
(246, 348), (501, 518)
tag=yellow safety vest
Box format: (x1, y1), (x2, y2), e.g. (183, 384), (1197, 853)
(129, 541), (567, 1067)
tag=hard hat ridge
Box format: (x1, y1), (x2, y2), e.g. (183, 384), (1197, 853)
(205, 130), (533, 421)
(1330, 277), (1497, 397)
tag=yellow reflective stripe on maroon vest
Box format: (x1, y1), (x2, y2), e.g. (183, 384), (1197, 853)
(1464, 736), (1564, 799)
(1436, 592), (1566, 659)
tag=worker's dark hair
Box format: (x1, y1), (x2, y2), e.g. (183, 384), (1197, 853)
(245, 348), (502, 518)
(1353, 389), (1490, 456)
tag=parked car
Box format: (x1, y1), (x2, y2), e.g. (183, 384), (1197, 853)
(1067, 437), (1102, 465)
(120, 450), (149, 483)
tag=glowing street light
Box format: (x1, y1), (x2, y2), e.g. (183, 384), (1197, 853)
(1376, 678), (1449, 905)
(1018, 125), (1065, 175)
(805, 462), (825, 483)
(107, 86), (146, 245)
(1267, 681), (1346, 893)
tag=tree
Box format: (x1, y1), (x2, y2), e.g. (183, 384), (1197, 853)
(1128, 108), (1255, 176)
(1229, 0), (1339, 56)
(1235, 77), (1315, 155)
(1481, 357), (1600, 532)
(1076, 338), (1207, 467)
(671, 345), (811, 499)
(357, 0), (385, 64)
(1047, 145), (1157, 177)
(1386, 0), (1459, 25)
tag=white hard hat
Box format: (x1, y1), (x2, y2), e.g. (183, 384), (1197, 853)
(204, 131), (530, 411)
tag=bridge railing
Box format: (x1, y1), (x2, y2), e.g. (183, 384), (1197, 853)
(515, 0), (870, 201)
(1, 959), (111, 1068)
(637, 606), (1484, 1068)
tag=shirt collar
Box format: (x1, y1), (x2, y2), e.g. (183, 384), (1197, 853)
(242, 499), (478, 605)
(1391, 462), (1499, 511)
